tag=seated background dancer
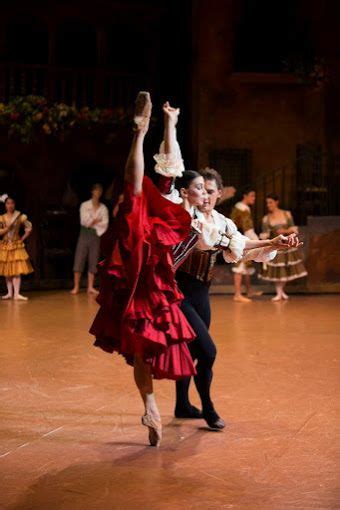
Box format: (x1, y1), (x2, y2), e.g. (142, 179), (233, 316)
(154, 105), (302, 429)
(90, 93), (206, 448)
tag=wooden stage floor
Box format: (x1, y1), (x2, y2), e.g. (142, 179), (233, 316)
(0, 292), (338, 509)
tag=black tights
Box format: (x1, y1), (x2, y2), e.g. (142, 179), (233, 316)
(176, 273), (216, 414)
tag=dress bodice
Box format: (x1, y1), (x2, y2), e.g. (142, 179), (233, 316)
(262, 211), (294, 239)
(0, 212), (32, 243)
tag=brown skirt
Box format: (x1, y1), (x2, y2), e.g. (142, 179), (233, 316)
(258, 248), (307, 282)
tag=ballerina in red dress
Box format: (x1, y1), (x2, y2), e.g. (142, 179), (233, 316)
(90, 92), (202, 447)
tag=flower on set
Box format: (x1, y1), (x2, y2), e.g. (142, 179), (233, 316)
(33, 112), (43, 122)
(42, 123), (52, 134)
(10, 112), (20, 121)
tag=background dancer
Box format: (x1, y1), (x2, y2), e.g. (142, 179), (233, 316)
(0, 195), (33, 301)
(231, 187), (262, 302)
(259, 193), (307, 300)
(70, 183), (109, 295)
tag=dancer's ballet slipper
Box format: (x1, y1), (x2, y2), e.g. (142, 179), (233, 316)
(2, 294), (12, 300)
(14, 294), (28, 301)
(141, 413), (162, 447)
(134, 91), (152, 132)
(282, 292), (289, 300)
(271, 294), (282, 302)
(70, 288), (79, 295)
(233, 295), (251, 303)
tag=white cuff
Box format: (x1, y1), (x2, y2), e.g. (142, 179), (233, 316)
(227, 232), (247, 261)
(154, 140), (185, 178)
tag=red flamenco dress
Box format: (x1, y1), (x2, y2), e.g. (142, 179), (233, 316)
(90, 176), (196, 380)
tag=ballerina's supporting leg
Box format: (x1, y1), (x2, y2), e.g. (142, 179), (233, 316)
(13, 275), (28, 301)
(2, 277), (13, 300)
(272, 282), (284, 301)
(134, 355), (162, 447)
(233, 273), (251, 303)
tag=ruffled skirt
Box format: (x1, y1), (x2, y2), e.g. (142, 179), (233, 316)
(90, 177), (197, 380)
(259, 248), (307, 282)
(0, 240), (34, 277)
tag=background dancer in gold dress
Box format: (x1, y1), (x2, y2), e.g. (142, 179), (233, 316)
(0, 195), (33, 301)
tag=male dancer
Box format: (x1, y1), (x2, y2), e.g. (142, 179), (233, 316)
(154, 106), (301, 428)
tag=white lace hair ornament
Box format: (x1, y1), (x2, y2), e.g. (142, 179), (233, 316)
(0, 194), (8, 203)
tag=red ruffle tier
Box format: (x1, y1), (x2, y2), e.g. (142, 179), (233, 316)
(90, 176), (197, 380)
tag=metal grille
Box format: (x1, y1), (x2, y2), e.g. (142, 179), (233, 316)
(209, 148), (252, 189)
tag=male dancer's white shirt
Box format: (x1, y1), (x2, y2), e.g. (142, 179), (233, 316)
(153, 140), (277, 264)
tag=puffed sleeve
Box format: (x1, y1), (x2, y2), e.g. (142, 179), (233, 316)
(259, 215), (270, 240)
(21, 214), (32, 231)
(222, 218), (247, 263)
(286, 211), (295, 228)
(240, 210), (258, 240)
(153, 136), (185, 179)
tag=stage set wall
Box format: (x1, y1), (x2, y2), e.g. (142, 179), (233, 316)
(0, 0), (339, 292)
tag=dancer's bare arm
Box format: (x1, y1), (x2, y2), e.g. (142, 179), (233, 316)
(244, 234), (302, 250)
(163, 101), (180, 155)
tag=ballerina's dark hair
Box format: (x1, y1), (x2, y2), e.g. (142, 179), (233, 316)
(176, 170), (201, 190)
(266, 192), (279, 202)
(5, 195), (16, 203)
(0, 194), (16, 213)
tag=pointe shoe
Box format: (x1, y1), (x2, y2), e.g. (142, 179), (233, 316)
(141, 413), (162, 447)
(203, 409), (226, 430)
(134, 91), (152, 132)
(233, 295), (251, 303)
(282, 292), (289, 300)
(70, 288), (79, 295)
(14, 294), (28, 301)
(271, 294), (282, 302)
(1, 294), (12, 300)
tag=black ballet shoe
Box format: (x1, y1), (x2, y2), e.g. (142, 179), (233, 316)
(175, 405), (203, 419)
(203, 409), (226, 430)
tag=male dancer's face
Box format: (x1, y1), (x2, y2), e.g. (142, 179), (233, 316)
(199, 179), (221, 213)
(243, 191), (256, 206)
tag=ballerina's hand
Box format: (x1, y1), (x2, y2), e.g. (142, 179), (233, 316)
(163, 101), (180, 126)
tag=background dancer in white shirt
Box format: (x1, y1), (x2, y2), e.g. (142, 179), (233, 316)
(70, 183), (109, 295)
